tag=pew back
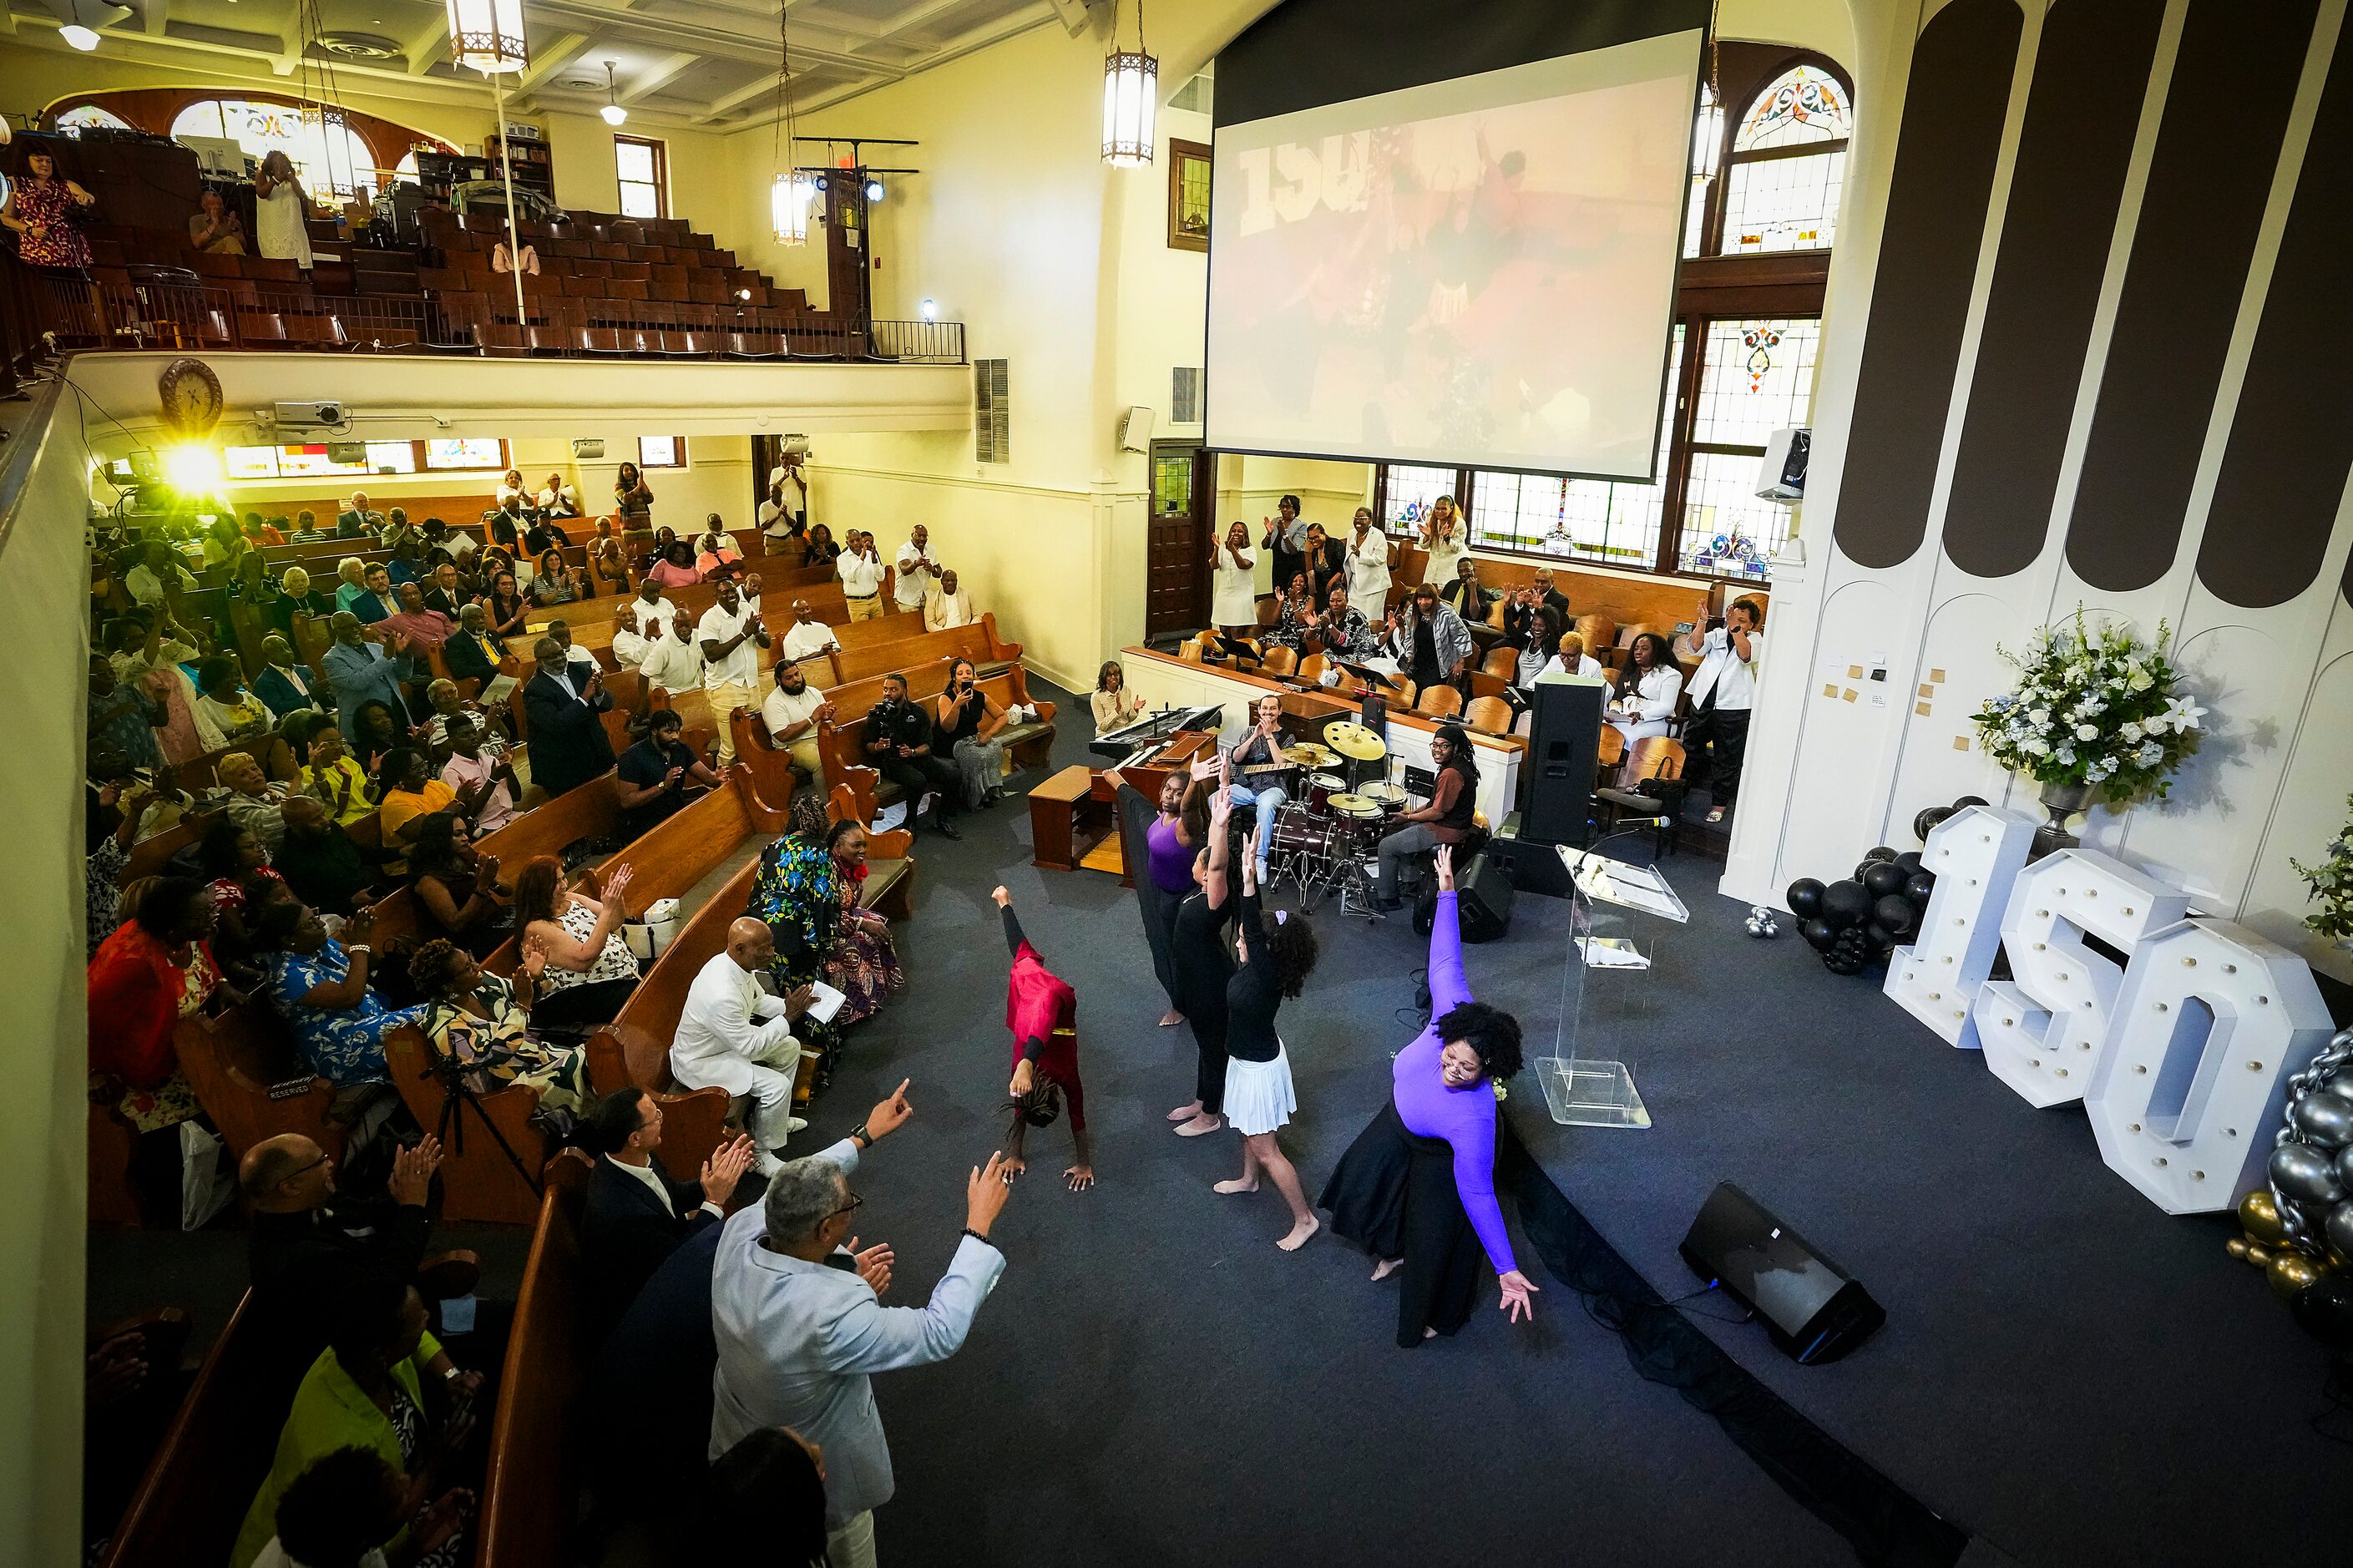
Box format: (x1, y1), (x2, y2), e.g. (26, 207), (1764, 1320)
(478, 1151), (595, 1568)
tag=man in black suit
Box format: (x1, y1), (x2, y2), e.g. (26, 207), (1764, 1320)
(521, 633), (615, 796)
(1501, 568), (1572, 647)
(578, 1087), (757, 1342)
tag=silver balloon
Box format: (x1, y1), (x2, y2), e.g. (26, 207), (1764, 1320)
(2270, 1143), (2346, 1207)
(2326, 1200), (2353, 1264)
(2294, 1091), (2353, 1147)
(2336, 1143), (2353, 1192)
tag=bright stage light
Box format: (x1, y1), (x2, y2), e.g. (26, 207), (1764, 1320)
(163, 443), (225, 493)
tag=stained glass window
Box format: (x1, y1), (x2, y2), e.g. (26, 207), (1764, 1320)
(57, 104), (132, 134)
(1380, 464), (1458, 535)
(169, 100), (377, 199)
(1733, 65), (1853, 153)
(1692, 318), (1819, 448)
(1723, 149), (1846, 252)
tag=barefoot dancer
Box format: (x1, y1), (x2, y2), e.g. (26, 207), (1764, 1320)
(1319, 846), (1540, 1345)
(1212, 821), (1321, 1250)
(990, 884), (1095, 1191)
(1166, 762), (1237, 1137)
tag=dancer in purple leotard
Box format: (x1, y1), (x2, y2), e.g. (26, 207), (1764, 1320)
(1320, 844), (1539, 1345)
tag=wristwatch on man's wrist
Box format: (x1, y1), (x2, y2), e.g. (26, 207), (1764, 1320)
(851, 1122), (873, 1150)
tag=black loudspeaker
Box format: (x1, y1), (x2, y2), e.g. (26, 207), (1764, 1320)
(1523, 677), (1607, 845)
(1480, 830), (1574, 898)
(1413, 845), (1513, 941)
(1678, 1182), (1885, 1364)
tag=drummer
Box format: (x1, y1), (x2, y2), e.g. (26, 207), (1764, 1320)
(1370, 723), (1480, 913)
(1227, 693), (1293, 882)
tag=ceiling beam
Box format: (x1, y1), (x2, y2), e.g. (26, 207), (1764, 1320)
(402, 12), (448, 74)
(524, 0), (892, 78)
(271, 13), (302, 75)
(617, 48), (699, 104)
(514, 30), (594, 91)
(141, 0), (167, 40)
(691, 66), (793, 124)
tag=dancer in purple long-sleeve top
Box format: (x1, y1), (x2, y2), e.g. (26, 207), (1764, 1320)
(1320, 844), (1539, 1344)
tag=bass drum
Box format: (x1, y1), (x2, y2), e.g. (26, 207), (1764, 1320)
(1268, 802), (1340, 861)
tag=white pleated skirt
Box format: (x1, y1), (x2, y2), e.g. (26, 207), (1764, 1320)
(1224, 1043), (1298, 1136)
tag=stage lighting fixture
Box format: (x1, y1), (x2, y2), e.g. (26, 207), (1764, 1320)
(163, 443), (224, 493)
(864, 176), (884, 202)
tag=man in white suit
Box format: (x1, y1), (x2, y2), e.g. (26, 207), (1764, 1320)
(711, 1080), (1012, 1568)
(672, 918), (814, 1176)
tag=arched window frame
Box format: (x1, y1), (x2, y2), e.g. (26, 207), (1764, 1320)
(1692, 52), (1855, 260)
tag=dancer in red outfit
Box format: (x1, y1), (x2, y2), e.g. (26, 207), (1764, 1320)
(992, 885), (1094, 1191)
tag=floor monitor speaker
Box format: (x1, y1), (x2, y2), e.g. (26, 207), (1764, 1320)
(1678, 1181), (1885, 1363)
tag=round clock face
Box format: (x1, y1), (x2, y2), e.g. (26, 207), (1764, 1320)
(158, 357), (224, 438)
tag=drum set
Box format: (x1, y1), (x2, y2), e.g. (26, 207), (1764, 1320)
(1258, 721), (1419, 911)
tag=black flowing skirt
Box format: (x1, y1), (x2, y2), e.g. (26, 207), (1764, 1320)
(1320, 1100), (1484, 1348)
(1116, 784), (1185, 1013)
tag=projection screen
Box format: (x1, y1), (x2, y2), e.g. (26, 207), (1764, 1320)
(1206, 31), (1703, 479)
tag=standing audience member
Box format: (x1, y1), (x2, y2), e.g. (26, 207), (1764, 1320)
(1210, 521), (1258, 638)
(696, 578), (772, 767)
(1382, 584), (1475, 700)
(251, 150), (314, 269)
(671, 918), (817, 1177)
(1419, 495), (1470, 586)
(521, 636), (615, 798)
(1345, 507), (1394, 619)
(87, 877), (220, 1227)
(323, 614), (412, 742)
(614, 462), (655, 525)
(3, 146), (97, 267)
(836, 530), (886, 621)
(862, 672), (959, 839)
(617, 709), (724, 838)
(513, 857), (639, 1029)
(1677, 594), (1764, 823)
(577, 1087), (756, 1338)
(708, 1085), (998, 1568)
(1258, 494), (1309, 592)
(802, 524), (843, 565)
(924, 568), (975, 632)
(892, 525), (940, 614)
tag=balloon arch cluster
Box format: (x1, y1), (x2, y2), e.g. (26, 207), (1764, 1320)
(1781, 797), (1983, 975)
(2234, 1025), (2353, 1348)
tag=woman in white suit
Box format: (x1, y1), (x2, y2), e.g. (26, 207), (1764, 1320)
(1606, 631), (1684, 770)
(1209, 521), (1258, 637)
(1344, 507), (1393, 619)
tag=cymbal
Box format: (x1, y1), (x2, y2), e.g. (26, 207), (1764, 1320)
(1328, 793), (1383, 819)
(1283, 742), (1338, 767)
(1323, 721), (1388, 761)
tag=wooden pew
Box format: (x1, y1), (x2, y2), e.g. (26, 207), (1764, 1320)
(89, 1100), (144, 1228)
(475, 768), (624, 883)
(477, 1151), (594, 1568)
(119, 810), (222, 887)
(382, 1023), (551, 1227)
(827, 613), (1022, 688)
(172, 1004), (346, 1165)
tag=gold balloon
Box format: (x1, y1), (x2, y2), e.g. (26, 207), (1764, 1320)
(2269, 1251), (2323, 1300)
(2239, 1190), (2292, 1247)
(2247, 1242), (2275, 1268)
(2227, 1237), (2251, 1261)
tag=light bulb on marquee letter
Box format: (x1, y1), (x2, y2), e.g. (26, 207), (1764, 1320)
(1884, 806), (2035, 1047)
(1975, 849), (2189, 1108)
(2084, 918), (2335, 1215)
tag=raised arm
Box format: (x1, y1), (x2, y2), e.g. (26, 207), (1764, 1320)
(1237, 875), (1268, 968)
(1426, 846), (1470, 1012)
(1204, 775), (1233, 913)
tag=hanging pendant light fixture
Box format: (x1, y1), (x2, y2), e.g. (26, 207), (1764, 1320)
(443, 0), (526, 74)
(58, 0), (99, 49)
(600, 60), (627, 126)
(1101, 0), (1156, 167)
(769, 6), (812, 245)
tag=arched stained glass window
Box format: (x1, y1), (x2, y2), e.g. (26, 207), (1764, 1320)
(56, 104), (132, 134)
(169, 99), (380, 200)
(1733, 63), (1853, 152)
(1722, 65), (1852, 254)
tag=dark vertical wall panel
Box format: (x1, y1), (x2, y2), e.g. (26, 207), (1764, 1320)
(1829, 0), (2021, 571)
(1940, 0), (2163, 580)
(2198, 31), (2353, 609)
(2062, 0), (2320, 592)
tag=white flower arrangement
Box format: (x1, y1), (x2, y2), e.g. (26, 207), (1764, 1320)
(1971, 610), (2201, 800)
(2290, 793), (2353, 942)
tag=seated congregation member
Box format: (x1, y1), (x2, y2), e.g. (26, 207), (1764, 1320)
(1439, 558), (1495, 624)
(406, 812), (509, 958)
(124, 541), (196, 609)
(1305, 582), (1376, 663)
(496, 468), (529, 511)
(1371, 723), (1477, 913)
(443, 604), (519, 706)
(1321, 846), (1536, 1347)
(188, 188), (245, 255)
(479, 568), (531, 641)
(645, 539), (702, 589)
(1090, 659), (1146, 733)
(539, 472), (580, 518)
(409, 938), (588, 1119)
(617, 709), (724, 838)
(524, 515), (574, 558)
(1209, 521), (1258, 637)
(1419, 494), (1471, 586)
(762, 659), (830, 785)
(89, 652), (166, 774)
(246, 1446), (471, 1568)
(255, 901), (428, 1087)
(275, 794), (378, 918)
(1676, 593), (1764, 824)
(196, 655), (277, 744)
(697, 576), (772, 767)
(817, 820), (904, 1027)
(416, 562), (463, 621)
(241, 1134), (443, 1358)
(1607, 631), (1685, 763)
(1382, 583), (1475, 698)
(862, 670), (960, 839)
(992, 884), (1093, 1191)
(702, 1426), (832, 1565)
(695, 515), (743, 577)
(835, 529), (886, 620)
(87, 877), (221, 1227)
(254, 635), (327, 719)
(85, 772), (159, 956)
(1262, 574), (1317, 650)
(802, 522), (843, 565)
(674, 918), (820, 1177)
(1536, 629), (1604, 685)
(513, 857), (639, 1029)
(200, 817), (289, 964)
(230, 1272), (481, 1568)
(530, 545), (588, 606)
(522, 636), (616, 798)
(590, 537), (630, 595)
(635, 525), (680, 577)
(924, 567), (976, 631)
(777, 599), (841, 666)
(438, 717), (519, 837)
(336, 496), (380, 539)
(935, 658), (1011, 811)
(302, 726), (377, 828)
(351, 564), (399, 625)
(419, 518), (476, 564)
(707, 1084), (990, 1568)
(578, 1087), (757, 1338)
(219, 750), (293, 853)
(374, 751), (459, 876)
(419, 680), (505, 759)
(379, 585), (455, 678)
(323, 614), (412, 743)
(1501, 570), (1571, 645)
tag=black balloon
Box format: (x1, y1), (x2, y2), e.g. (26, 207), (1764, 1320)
(1820, 880), (1873, 927)
(1863, 862), (1910, 900)
(1800, 916), (1838, 951)
(1904, 871), (1937, 906)
(1865, 846), (1898, 863)
(1913, 804), (1956, 842)
(2293, 1276), (2353, 1348)
(1865, 922), (1899, 949)
(1786, 878), (1825, 918)
(1873, 894), (1918, 935)
(1895, 851), (1925, 875)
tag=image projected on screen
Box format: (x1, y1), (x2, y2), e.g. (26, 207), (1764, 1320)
(1207, 33), (1702, 479)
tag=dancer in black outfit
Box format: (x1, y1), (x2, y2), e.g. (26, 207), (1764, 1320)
(1166, 761), (1236, 1138)
(1211, 794), (1322, 1251)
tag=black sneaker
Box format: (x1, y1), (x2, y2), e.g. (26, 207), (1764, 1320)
(932, 815), (963, 841)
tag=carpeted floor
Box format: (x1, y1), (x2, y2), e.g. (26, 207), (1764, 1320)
(91, 680), (2352, 1567)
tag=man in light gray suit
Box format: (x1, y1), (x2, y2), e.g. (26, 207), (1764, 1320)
(711, 1079), (1013, 1568)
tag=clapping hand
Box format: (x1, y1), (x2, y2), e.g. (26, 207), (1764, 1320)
(701, 1134), (756, 1207)
(388, 1135), (443, 1207)
(519, 933), (549, 980)
(600, 862), (635, 916)
(848, 1237), (894, 1296)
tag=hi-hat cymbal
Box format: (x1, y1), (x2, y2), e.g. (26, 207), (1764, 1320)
(1283, 742), (1338, 766)
(1323, 722), (1388, 761)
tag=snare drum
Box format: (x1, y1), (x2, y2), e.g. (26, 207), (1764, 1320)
(1328, 792), (1384, 823)
(1359, 781), (1408, 817)
(1305, 771), (1348, 814)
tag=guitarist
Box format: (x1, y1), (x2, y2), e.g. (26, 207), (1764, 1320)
(1225, 692), (1293, 883)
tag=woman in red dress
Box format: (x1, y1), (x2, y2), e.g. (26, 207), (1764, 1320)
(991, 884), (1094, 1191)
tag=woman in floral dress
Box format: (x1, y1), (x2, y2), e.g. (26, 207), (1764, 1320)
(407, 937), (590, 1120)
(820, 819), (903, 1024)
(255, 902), (427, 1087)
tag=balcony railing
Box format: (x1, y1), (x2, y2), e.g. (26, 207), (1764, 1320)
(0, 261), (964, 380)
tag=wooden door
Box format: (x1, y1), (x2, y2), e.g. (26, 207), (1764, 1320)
(1145, 441), (1207, 638)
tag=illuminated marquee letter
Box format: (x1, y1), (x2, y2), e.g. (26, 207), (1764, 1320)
(2085, 918), (2335, 1214)
(1885, 806), (2036, 1047)
(1974, 849), (2189, 1108)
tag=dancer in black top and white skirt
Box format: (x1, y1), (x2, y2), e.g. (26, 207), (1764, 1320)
(1212, 800), (1322, 1252)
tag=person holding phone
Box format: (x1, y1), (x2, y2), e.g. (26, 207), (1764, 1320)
(934, 657), (1010, 812)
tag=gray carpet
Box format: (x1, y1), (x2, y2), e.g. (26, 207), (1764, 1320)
(93, 682), (2350, 1567)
